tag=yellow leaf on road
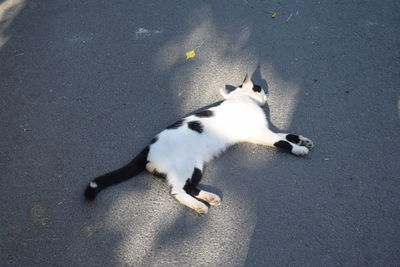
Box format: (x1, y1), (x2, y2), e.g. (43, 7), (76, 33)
(185, 49), (196, 60)
(265, 11), (278, 18)
(185, 40), (205, 60)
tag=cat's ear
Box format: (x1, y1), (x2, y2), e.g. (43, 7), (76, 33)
(242, 73), (253, 90)
(219, 88), (230, 99)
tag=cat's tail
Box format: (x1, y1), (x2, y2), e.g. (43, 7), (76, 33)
(84, 147), (149, 201)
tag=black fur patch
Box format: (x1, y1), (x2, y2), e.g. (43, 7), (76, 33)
(150, 136), (158, 144)
(194, 110), (214, 118)
(274, 140), (293, 152)
(188, 121), (203, 133)
(183, 168), (203, 196)
(166, 120), (183, 129)
(184, 179), (200, 196)
(286, 134), (300, 144)
(252, 84), (261, 92)
(191, 168), (202, 186)
(84, 146), (149, 201)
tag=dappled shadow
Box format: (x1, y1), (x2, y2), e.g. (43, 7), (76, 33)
(1, 0), (400, 266)
(0, 0), (26, 49)
(138, 211), (208, 265)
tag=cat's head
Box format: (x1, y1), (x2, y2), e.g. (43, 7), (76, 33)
(220, 74), (267, 105)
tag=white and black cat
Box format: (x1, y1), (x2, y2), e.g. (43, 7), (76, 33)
(84, 74), (314, 213)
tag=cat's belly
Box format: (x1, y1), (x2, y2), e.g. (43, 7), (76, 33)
(147, 128), (227, 176)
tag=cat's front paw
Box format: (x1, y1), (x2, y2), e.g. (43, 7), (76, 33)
(291, 145), (309, 156)
(299, 136), (314, 149)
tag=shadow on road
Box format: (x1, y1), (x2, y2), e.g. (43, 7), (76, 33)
(1, 0), (399, 266)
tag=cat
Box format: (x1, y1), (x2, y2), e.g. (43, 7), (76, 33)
(84, 74), (314, 214)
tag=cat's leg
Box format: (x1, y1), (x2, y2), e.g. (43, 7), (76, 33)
(277, 133), (314, 149)
(146, 162), (207, 213)
(183, 165), (221, 207)
(246, 128), (309, 156)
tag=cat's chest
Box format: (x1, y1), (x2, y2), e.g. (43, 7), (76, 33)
(201, 100), (267, 142)
(213, 100), (267, 127)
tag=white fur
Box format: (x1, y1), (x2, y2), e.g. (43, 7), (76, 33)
(147, 76), (313, 213)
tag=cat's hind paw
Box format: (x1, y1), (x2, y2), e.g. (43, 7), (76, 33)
(198, 191), (221, 207)
(208, 195), (221, 207)
(173, 191), (209, 214)
(299, 135), (314, 149)
(194, 202), (209, 214)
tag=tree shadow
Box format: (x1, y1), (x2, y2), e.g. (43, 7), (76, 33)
(2, 0), (400, 266)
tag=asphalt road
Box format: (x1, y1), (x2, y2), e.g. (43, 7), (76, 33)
(1, 0), (399, 266)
